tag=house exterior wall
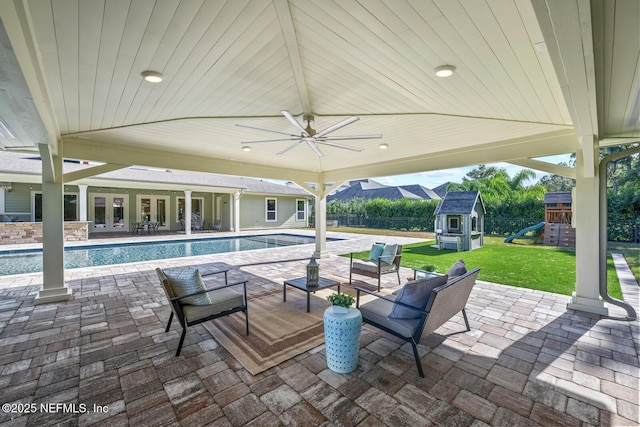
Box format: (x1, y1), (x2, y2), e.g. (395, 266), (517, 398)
(1, 182), (308, 238)
(240, 194), (307, 230)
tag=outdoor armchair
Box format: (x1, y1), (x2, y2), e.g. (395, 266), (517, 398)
(356, 268), (480, 377)
(349, 243), (402, 291)
(157, 267), (249, 356)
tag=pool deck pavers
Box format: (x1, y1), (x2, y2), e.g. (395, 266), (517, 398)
(0, 229), (638, 426)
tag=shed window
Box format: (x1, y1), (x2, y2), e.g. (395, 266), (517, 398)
(448, 216), (461, 232)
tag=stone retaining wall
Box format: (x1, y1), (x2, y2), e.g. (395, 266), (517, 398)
(0, 221), (89, 245)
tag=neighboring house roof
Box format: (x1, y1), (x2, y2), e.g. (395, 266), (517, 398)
(432, 182), (453, 198)
(0, 152), (309, 197)
(327, 179), (443, 203)
(398, 184), (440, 200)
(435, 191), (485, 215)
(543, 191), (572, 204)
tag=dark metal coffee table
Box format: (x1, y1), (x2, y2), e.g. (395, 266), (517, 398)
(283, 276), (341, 312)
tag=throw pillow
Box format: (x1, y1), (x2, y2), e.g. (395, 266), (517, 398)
(368, 243), (385, 262)
(164, 268), (212, 306)
(389, 275), (448, 319)
(447, 259), (467, 278)
(379, 243), (398, 265)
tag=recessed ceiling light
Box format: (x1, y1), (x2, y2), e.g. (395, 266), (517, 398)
(242, 146), (251, 152)
(434, 65), (455, 78)
(379, 143), (389, 149)
(141, 71), (163, 83)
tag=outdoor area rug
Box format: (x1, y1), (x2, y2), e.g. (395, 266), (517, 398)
(202, 277), (383, 375)
(203, 285), (335, 375)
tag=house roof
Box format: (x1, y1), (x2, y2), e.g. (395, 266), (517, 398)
(544, 191), (573, 204)
(327, 180), (442, 202)
(435, 191), (485, 215)
(433, 182), (454, 199)
(397, 184), (440, 200)
(0, 152), (309, 197)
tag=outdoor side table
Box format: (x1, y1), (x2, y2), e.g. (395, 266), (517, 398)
(323, 307), (362, 373)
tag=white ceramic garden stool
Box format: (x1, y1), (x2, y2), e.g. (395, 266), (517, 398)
(323, 306), (362, 373)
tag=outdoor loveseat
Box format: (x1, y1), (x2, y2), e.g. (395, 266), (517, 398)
(356, 268), (480, 377)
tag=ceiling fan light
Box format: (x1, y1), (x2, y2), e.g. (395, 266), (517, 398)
(379, 143), (389, 149)
(434, 65), (455, 78)
(242, 145), (251, 152)
(141, 70), (163, 83)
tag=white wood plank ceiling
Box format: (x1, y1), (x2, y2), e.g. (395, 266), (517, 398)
(0, 0), (638, 183)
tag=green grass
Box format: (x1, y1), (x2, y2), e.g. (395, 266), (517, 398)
(345, 235), (624, 299)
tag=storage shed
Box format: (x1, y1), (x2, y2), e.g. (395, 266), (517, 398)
(434, 191), (485, 251)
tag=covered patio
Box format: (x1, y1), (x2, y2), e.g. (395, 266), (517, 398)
(0, 230), (638, 426)
(0, 0), (639, 425)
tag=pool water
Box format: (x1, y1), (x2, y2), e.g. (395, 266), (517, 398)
(0, 234), (328, 276)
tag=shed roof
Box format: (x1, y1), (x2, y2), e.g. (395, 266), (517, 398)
(435, 191), (485, 215)
(543, 192), (573, 204)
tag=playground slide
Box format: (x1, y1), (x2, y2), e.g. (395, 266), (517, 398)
(504, 222), (545, 243)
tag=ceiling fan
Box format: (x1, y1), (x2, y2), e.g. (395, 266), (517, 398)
(237, 110), (382, 156)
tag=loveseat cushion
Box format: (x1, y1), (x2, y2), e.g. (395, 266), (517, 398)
(447, 259), (467, 277)
(388, 275), (448, 319)
(164, 268), (212, 306)
(359, 296), (421, 338)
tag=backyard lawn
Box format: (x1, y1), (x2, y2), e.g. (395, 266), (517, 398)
(341, 233), (625, 299)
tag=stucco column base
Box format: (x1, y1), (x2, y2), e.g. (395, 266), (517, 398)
(313, 249), (329, 259)
(34, 286), (73, 305)
(567, 292), (608, 316)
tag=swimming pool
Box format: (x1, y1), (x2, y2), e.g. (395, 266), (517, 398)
(0, 234), (331, 276)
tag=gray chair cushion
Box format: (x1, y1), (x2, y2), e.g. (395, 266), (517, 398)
(164, 268), (212, 306)
(352, 259), (395, 273)
(182, 288), (244, 322)
(389, 275), (448, 319)
(447, 259), (467, 277)
(358, 296), (421, 338)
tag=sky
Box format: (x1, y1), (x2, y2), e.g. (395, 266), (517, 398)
(371, 154), (573, 189)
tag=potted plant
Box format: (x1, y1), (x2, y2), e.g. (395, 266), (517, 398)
(327, 292), (355, 314)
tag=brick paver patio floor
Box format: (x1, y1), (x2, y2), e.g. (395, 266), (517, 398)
(0, 230), (638, 426)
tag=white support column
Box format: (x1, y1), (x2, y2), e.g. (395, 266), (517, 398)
(234, 192), (241, 232)
(567, 150), (608, 315)
(77, 184), (88, 221)
(313, 194), (328, 259)
(35, 151), (72, 304)
(184, 190), (192, 235)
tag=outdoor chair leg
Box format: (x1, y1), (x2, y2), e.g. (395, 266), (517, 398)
(410, 338), (424, 378)
(245, 309), (249, 335)
(462, 309), (470, 331)
(176, 328), (187, 357)
(165, 312), (173, 332)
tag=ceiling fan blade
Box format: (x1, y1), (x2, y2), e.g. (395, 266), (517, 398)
(240, 138), (299, 143)
(319, 134), (383, 140)
(315, 140), (363, 152)
(315, 116), (359, 138)
(277, 141), (303, 155)
(305, 140), (324, 157)
(281, 110), (310, 137)
(235, 124), (297, 137)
